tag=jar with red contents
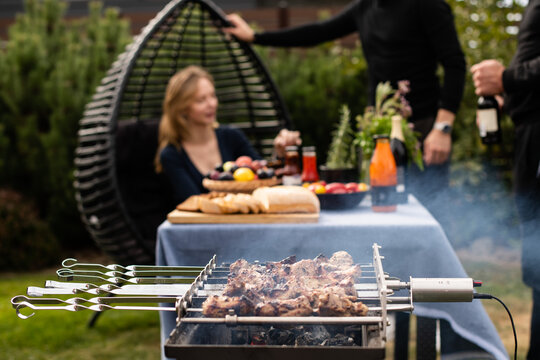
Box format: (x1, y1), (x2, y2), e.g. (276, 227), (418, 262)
(301, 146), (320, 183)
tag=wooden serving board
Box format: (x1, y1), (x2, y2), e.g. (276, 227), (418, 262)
(167, 209), (319, 224)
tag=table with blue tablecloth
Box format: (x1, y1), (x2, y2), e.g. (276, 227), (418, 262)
(156, 195), (507, 360)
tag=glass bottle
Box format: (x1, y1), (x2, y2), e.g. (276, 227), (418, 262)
(282, 146), (302, 186)
(390, 115), (408, 204)
(301, 146), (320, 183)
(477, 96), (502, 144)
(370, 135), (397, 212)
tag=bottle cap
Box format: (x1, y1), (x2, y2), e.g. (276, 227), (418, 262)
(302, 146), (316, 153)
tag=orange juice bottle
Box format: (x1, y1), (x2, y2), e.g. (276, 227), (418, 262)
(369, 135), (397, 212)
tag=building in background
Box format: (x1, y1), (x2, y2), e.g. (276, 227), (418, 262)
(0, 0), (352, 41)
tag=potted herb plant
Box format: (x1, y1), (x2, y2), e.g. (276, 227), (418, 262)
(320, 105), (360, 183)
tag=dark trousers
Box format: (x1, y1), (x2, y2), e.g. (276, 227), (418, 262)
(513, 121), (540, 360)
(406, 116), (452, 233)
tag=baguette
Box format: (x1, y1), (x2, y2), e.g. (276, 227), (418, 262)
(252, 186), (320, 214)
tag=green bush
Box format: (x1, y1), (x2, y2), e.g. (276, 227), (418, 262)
(0, 189), (61, 270)
(258, 43), (368, 164)
(0, 0), (131, 250)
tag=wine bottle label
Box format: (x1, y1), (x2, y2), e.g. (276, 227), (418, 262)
(478, 109), (498, 135)
(371, 185), (397, 206)
(282, 174), (302, 186)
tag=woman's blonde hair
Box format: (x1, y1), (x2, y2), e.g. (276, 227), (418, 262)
(154, 65), (215, 173)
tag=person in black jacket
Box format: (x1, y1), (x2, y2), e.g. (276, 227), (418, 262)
(471, 1), (540, 358)
(224, 0), (466, 221)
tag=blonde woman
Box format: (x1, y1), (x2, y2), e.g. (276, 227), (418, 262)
(155, 65), (300, 203)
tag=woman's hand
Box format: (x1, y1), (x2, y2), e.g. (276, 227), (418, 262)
(273, 129), (302, 158)
(223, 14), (255, 43)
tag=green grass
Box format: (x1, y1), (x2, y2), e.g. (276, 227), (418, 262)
(0, 252), (531, 359)
(1, 270), (162, 360)
(458, 253), (532, 360)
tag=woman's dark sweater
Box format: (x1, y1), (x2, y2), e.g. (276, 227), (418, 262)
(160, 126), (260, 204)
(254, 0), (466, 122)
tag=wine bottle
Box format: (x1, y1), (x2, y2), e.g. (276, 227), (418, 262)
(390, 115), (408, 204)
(370, 135), (397, 212)
(477, 96), (502, 144)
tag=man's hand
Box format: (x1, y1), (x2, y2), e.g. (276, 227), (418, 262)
(273, 129), (302, 158)
(222, 14), (255, 43)
(423, 109), (454, 165)
(470, 60), (505, 96)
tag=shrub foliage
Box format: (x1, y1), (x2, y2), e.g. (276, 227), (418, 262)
(0, 0), (131, 251)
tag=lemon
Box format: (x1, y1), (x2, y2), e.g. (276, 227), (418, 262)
(233, 167), (255, 181)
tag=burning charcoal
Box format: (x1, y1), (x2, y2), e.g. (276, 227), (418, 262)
(295, 327), (330, 346)
(250, 332), (266, 345)
(266, 327), (295, 345)
(231, 329), (249, 345)
(325, 333), (356, 346)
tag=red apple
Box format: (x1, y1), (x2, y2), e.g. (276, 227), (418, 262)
(235, 156), (252, 168)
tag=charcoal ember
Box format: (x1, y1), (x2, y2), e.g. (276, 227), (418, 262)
(266, 327), (295, 345)
(322, 333), (356, 346)
(294, 326), (330, 346)
(250, 332), (266, 345)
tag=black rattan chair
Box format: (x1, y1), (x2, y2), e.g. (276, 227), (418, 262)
(74, 0), (292, 265)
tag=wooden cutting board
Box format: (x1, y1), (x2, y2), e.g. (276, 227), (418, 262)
(167, 209), (319, 224)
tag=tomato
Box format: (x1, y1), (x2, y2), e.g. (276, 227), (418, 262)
(358, 182), (369, 191)
(324, 182), (347, 194)
(345, 182), (359, 193)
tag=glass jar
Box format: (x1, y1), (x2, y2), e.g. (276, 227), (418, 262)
(301, 146), (320, 183)
(282, 146), (302, 186)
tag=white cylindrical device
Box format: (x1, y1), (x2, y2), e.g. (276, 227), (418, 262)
(410, 278), (474, 302)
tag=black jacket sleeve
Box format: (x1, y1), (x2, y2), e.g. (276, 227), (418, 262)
(254, 1), (359, 47)
(503, 57), (540, 92)
(418, 0), (466, 114)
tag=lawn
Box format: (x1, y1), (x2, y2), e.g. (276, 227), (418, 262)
(0, 249), (530, 359)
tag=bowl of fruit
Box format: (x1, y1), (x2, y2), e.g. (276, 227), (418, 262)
(307, 182), (369, 210)
(203, 156), (281, 193)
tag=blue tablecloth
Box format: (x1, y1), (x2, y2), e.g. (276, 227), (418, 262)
(156, 195), (507, 360)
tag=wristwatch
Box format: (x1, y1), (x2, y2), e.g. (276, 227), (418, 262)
(434, 122), (452, 134)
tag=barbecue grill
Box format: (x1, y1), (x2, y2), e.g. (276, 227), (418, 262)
(11, 244), (481, 360)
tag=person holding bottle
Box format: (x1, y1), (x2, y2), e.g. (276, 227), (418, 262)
(223, 0), (466, 199)
(471, 1), (540, 358)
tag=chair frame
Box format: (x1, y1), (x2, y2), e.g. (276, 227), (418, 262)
(74, 0), (292, 264)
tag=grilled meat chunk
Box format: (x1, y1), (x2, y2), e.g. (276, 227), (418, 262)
(202, 295), (254, 318)
(201, 251), (367, 317)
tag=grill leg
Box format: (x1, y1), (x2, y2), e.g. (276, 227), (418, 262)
(394, 312), (410, 360)
(416, 317), (437, 360)
(87, 311), (104, 328)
